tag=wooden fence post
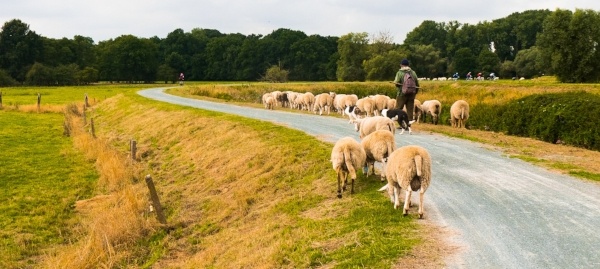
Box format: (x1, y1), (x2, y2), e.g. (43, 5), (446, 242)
(130, 139), (137, 161)
(90, 118), (95, 138)
(0, 91), (3, 109)
(82, 109), (87, 125)
(145, 175), (167, 224)
(37, 93), (41, 113)
(84, 93), (89, 108)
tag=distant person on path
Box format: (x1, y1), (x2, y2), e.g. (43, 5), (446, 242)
(393, 59), (419, 124)
(179, 72), (185, 85)
(466, 72), (472, 80)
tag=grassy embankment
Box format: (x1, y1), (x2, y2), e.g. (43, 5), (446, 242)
(1, 84), (433, 268)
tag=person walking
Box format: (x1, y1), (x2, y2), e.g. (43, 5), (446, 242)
(393, 59), (419, 124)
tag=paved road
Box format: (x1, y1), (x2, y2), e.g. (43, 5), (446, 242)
(139, 87), (600, 269)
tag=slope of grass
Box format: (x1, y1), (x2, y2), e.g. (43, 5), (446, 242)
(83, 93), (425, 268)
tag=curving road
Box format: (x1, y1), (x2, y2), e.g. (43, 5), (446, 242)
(139, 87), (600, 269)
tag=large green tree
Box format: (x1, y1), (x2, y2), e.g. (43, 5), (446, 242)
(96, 35), (159, 82)
(513, 46), (545, 78)
(0, 19), (43, 82)
(336, 32), (369, 81)
(452, 47), (477, 77)
(537, 9), (600, 82)
(408, 44), (446, 78)
(363, 49), (408, 81)
(477, 48), (501, 76)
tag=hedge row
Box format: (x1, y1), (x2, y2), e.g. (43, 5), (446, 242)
(469, 92), (600, 150)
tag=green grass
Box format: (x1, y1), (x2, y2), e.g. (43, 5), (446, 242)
(0, 110), (97, 268)
(0, 84), (150, 106)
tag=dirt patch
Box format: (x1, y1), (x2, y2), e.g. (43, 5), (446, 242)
(392, 220), (463, 269)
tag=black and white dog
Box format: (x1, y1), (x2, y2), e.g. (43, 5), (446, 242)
(381, 108), (413, 135)
(344, 105), (362, 123)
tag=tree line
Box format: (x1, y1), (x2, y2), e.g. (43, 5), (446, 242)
(1, 8), (599, 86)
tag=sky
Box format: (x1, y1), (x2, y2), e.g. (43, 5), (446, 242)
(2, 0), (600, 43)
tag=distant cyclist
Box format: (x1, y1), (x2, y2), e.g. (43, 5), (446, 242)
(179, 72), (185, 85)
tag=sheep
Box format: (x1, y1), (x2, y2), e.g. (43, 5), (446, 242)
(264, 96), (275, 110)
(331, 137), (367, 198)
(333, 94), (358, 116)
(369, 94), (390, 116)
(270, 90), (282, 107)
(286, 91), (300, 109)
(383, 145), (432, 218)
(300, 92), (315, 111)
(386, 99), (397, 112)
(421, 100), (442, 125)
(413, 99), (423, 123)
(381, 108), (411, 135)
(360, 130), (396, 182)
(277, 92), (289, 108)
(352, 116), (396, 139)
(355, 97), (376, 117)
(313, 93), (333, 115)
(450, 100), (470, 128)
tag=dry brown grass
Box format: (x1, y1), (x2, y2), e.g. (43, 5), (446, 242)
(0, 104), (67, 113)
(42, 102), (153, 268)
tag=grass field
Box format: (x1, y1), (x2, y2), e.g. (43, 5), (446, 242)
(2, 80), (599, 268)
(0, 111), (97, 268)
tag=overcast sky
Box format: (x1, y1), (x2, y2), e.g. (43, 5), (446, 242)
(2, 1), (600, 43)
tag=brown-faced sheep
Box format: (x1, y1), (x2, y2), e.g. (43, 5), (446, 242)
(352, 116), (396, 139)
(450, 100), (470, 128)
(384, 145), (432, 218)
(361, 130), (396, 182)
(421, 100), (442, 125)
(331, 137), (367, 198)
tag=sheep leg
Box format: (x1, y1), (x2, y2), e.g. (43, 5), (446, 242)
(337, 170), (343, 198)
(403, 190), (412, 216)
(393, 185), (400, 209)
(418, 190), (425, 219)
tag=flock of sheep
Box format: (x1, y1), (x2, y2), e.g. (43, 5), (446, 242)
(261, 90), (471, 218)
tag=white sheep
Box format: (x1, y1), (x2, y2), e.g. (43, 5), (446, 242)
(313, 93), (333, 115)
(360, 130), (396, 182)
(386, 99), (397, 112)
(421, 100), (442, 125)
(264, 96), (275, 110)
(413, 99), (422, 123)
(352, 116), (396, 139)
(300, 92), (315, 111)
(450, 100), (470, 128)
(383, 145), (432, 218)
(331, 137), (367, 198)
(333, 94), (345, 114)
(369, 94), (390, 116)
(355, 97), (376, 117)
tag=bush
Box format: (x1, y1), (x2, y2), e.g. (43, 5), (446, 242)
(471, 91), (600, 150)
(0, 69), (18, 86)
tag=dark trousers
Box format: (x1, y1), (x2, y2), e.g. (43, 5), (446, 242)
(396, 93), (415, 121)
